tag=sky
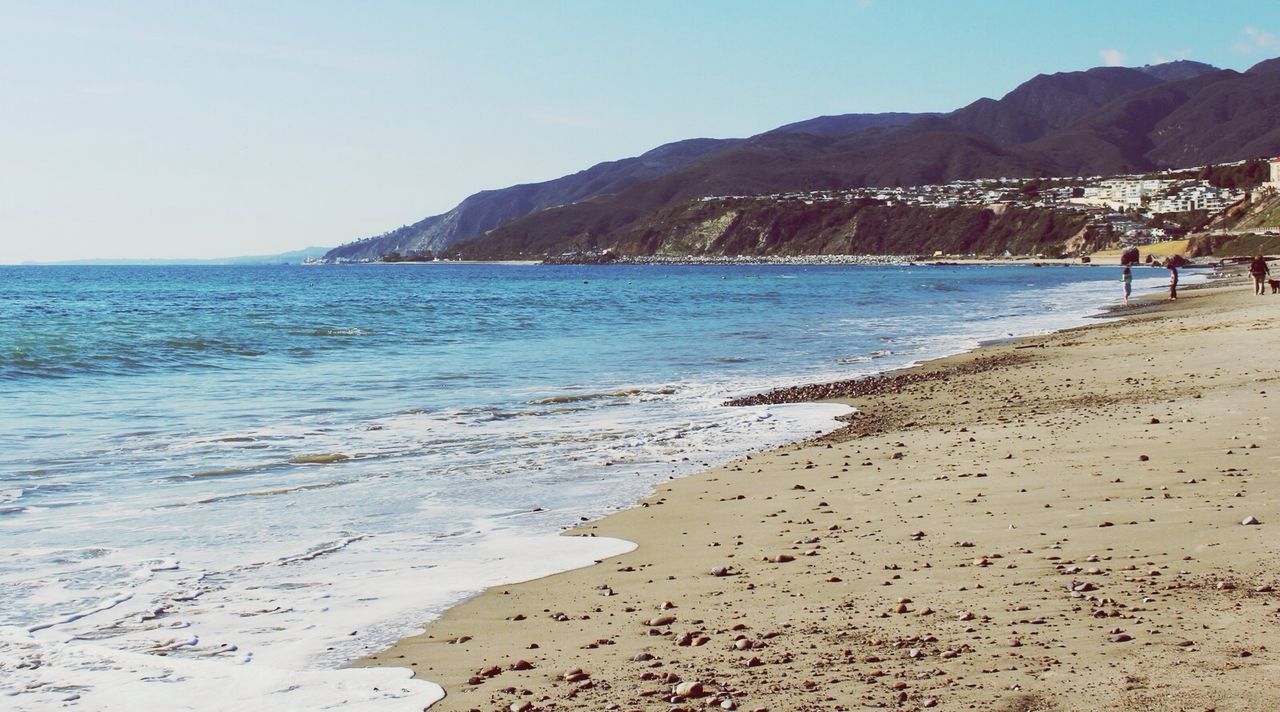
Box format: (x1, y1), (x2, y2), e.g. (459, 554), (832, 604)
(1, 1), (1278, 263)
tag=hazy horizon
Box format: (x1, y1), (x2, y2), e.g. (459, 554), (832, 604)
(2, 1), (1278, 263)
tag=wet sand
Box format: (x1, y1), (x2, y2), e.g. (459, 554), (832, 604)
(362, 276), (1279, 711)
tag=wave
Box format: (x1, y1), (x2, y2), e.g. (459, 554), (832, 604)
(156, 455), (365, 486)
(162, 467), (257, 481)
(114, 429), (163, 439)
(301, 327), (371, 337)
(1, 481), (82, 503)
(531, 392), (623, 405)
(0, 340), (264, 381)
(287, 453), (350, 464)
(26, 592), (134, 633)
(531, 386), (676, 405)
(836, 349), (892, 364)
(160, 337), (265, 356)
(277, 534), (366, 566)
(189, 478), (356, 506)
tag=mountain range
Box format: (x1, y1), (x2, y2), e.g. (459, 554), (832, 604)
(324, 57), (1280, 262)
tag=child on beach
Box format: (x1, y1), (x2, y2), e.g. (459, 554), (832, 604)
(1121, 266), (1132, 306)
(1249, 254), (1269, 295)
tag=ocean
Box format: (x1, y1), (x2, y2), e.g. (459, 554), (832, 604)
(0, 262), (1186, 710)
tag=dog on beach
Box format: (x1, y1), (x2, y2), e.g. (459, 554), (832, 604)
(1270, 279), (1280, 294)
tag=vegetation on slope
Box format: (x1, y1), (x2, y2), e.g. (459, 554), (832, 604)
(1187, 191), (1280, 257)
(450, 199), (1092, 260)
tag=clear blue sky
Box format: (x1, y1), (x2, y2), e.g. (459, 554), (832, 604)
(2, 1), (1278, 262)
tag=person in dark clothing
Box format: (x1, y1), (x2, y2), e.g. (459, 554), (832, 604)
(1165, 258), (1178, 300)
(1249, 254), (1270, 296)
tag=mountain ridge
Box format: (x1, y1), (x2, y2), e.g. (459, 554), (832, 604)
(324, 137), (739, 262)
(1137, 59), (1218, 81)
(325, 57), (1280, 262)
(324, 112), (938, 262)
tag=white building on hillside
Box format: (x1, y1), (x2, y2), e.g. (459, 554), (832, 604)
(1081, 178), (1168, 210)
(1147, 181), (1243, 214)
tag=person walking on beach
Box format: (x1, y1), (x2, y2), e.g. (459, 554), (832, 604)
(1165, 258), (1178, 301)
(1121, 265), (1132, 306)
(1249, 254), (1269, 295)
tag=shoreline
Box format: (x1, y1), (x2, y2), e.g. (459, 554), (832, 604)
(536, 256), (1178, 268)
(325, 254), (1219, 269)
(361, 272), (1278, 711)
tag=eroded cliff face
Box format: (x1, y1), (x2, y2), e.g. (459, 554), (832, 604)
(1061, 225), (1094, 256)
(651, 211), (742, 256)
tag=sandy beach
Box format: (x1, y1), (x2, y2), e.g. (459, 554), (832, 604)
(362, 274), (1279, 712)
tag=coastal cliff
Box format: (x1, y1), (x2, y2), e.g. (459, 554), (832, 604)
(451, 199), (1092, 260)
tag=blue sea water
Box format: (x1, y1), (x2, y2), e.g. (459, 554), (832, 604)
(0, 262), (1181, 710)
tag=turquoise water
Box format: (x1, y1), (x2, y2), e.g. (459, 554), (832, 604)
(0, 262), (1176, 710)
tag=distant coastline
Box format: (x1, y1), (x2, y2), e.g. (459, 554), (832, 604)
(19, 246), (331, 267)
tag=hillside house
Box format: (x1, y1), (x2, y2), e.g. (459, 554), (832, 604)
(1147, 180), (1242, 214)
(1080, 179), (1168, 210)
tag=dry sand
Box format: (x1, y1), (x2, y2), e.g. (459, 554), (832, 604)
(361, 276), (1279, 712)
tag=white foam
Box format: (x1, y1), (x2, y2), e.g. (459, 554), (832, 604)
(0, 631), (443, 712)
(4, 532), (637, 711)
(27, 592), (134, 634)
(0, 395), (847, 710)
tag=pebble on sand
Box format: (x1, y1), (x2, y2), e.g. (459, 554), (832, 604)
(673, 681), (705, 698)
(562, 668), (590, 682)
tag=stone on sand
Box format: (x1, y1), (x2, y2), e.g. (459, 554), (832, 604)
(673, 681), (704, 698)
